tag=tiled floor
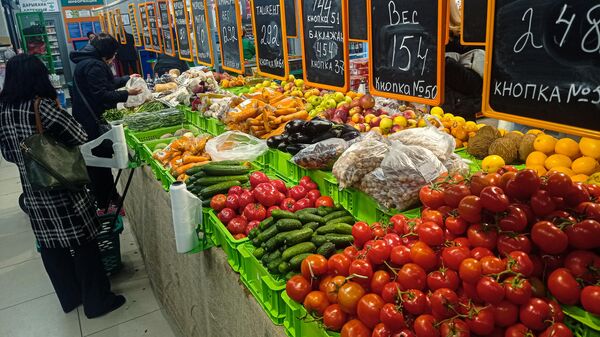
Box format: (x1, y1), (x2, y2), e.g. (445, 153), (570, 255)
(0, 157), (180, 337)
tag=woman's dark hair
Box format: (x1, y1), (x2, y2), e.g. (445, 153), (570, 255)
(0, 54), (56, 105)
(86, 31), (96, 39)
(90, 33), (119, 59)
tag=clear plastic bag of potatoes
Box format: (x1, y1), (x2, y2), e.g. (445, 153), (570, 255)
(332, 138), (390, 189)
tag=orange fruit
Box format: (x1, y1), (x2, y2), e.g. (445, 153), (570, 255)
(571, 174), (589, 183)
(545, 154), (572, 170)
(579, 137), (600, 159)
(548, 166), (575, 177)
(571, 156), (599, 175)
(482, 155), (505, 173)
(554, 138), (580, 159)
(534, 135), (558, 155)
(527, 165), (547, 176)
(526, 151), (548, 167)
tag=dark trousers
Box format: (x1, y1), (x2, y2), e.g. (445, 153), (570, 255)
(88, 141), (119, 209)
(121, 59), (138, 75)
(40, 241), (115, 317)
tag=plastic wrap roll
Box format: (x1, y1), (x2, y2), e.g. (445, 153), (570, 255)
(170, 182), (202, 253)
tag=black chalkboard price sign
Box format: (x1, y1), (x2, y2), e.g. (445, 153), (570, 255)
(173, 0), (193, 61)
(129, 4), (142, 47)
(298, 0), (349, 91)
(190, 0), (214, 66)
(139, 4), (152, 49)
(483, 0), (600, 138)
(250, 0), (289, 80)
(158, 0), (175, 56)
(284, 0), (296, 37)
(215, 0), (245, 74)
(368, 0), (445, 106)
(147, 3), (163, 53)
(349, 0), (367, 41)
(461, 0), (487, 45)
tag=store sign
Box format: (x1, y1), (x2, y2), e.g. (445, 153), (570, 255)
(158, 0), (175, 56)
(483, 0), (600, 138)
(461, 0), (487, 45)
(190, 0), (214, 66)
(139, 3), (152, 49)
(215, 0), (244, 73)
(19, 0), (59, 12)
(368, 0), (445, 106)
(61, 0), (103, 6)
(250, 0), (289, 80)
(128, 4), (142, 47)
(173, 0), (193, 61)
(299, 0), (349, 91)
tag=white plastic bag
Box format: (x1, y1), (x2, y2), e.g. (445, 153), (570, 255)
(332, 138), (390, 189)
(124, 77), (152, 108)
(293, 138), (348, 170)
(388, 125), (455, 162)
(205, 131), (268, 162)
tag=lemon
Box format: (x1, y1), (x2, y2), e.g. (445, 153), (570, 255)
(534, 135), (558, 155)
(571, 174), (589, 183)
(430, 106), (444, 116)
(545, 154), (572, 170)
(527, 129), (544, 135)
(580, 137), (600, 159)
(548, 166), (575, 177)
(571, 156), (599, 175)
(526, 151), (548, 167)
(476, 123), (486, 130)
(554, 138), (580, 159)
(527, 165), (547, 176)
(482, 155), (505, 173)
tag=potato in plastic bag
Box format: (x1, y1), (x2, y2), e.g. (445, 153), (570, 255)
(205, 131), (268, 161)
(332, 138), (390, 189)
(293, 138), (348, 170)
(443, 153), (470, 176)
(360, 143), (447, 210)
(388, 125), (455, 162)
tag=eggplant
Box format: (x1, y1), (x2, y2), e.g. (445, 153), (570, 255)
(288, 132), (312, 144)
(311, 126), (344, 143)
(285, 119), (307, 134)
(286, 143), (308, 155)
(267, 135), (285, 148)
(277, 141), (289, 151)
(341, 129), (361, 141)
(303, 119), (333, 136)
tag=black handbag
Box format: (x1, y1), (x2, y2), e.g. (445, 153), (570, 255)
(73, 75), (111, 135)
(20, 98), (91, 192)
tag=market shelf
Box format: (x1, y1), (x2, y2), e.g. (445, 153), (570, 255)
(206, 209), (248, 272)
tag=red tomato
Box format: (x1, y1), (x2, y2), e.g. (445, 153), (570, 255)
(238, 190), (255, 210)
(228, 185), (243, 195)
(367, 240), (391, 265)
(581, 285), (600, 315)
(547, 299), (565, 323)
(539, 323), (573, 337)
(341, 319), (371, 337)
(470, 247), (494, 260)
(505, 169), (541, 200)
(269, 179), (288, 194)
(497, 234), (532, 255)
(306, 189), (321, 203)
(421, 209), (444, 227)
(493, 300), (519, 327)
(503, 276), (532, 305)
(439, 319), (470, 337)
(506, 251), (534, 277)
(348, 259), (373, 288)
(344, 246), (359, 260)
(565, 182), (591, 207)
(467, 224), (498, 250)
(416, 221), (445, 246)
(315, 196), (334, 208)
(372, 223), (386, 238)
(371, 270), (392, 295)
(480, 256), (506, 275)
(303, 290), (330, 316)
(458, 196), (482, 223)
(299, 176), (318, 190)
(430, 288), (459, 318)
(280, 197), (296, 212)
(531, 221), (568, 254)
(324, 275), (346, 304)
(419, 185), (446, 209)
(470, 172), (501, 196)
(245, 220), (259, 235)
(461, 280), (482, 304)
(293, 197), (313, 211)
(575, 202), (600, 222)
(337, 282), (366, 314)
(323, 304), (348, 331)
(564, 250), (600, 283)
(217, 207), (236, 224)
(242, 203), (267, 221)
(383, 233), (402, 248)
(253, 182), (280, 207)
(445, 216), (468, 235)
(266, 205), (280, 217)
(372, 323), (392, 337)
(289, 185), (308, 200)
(380, 303), (405, 332)
(530, 190), (557, 216)
(410, 241), (439, 272)
(466, 306), (495, 335)
(390, 214), (408, 235)
(529, 277), (547, 298)
(458, 258), (481, 284)
(499, 205), (529, 232)
(519, 298), (552, 331)
(444, 184), (472, 208)
(286, 275), (312, 302)
(233, 233), (246, 240)
(397, 263), (427, 291)
(480, 186), (509, 212)
(356, 293), (385, 329)
(505, 324), (532, 337)
(476, 276), (505, 304)
(352, 222), (374, 248)
(381, 281), (402, 304)
(427, 268), (459, 291)
(401, 289), (428, 315)
(328, 253), (352, 276)
(547, 268), (581, 306)
(301, 254), (328, 280)
(249, 171), (270, 189)
(545, 172), (572, 198)
(565, 219), (600, 249)
(226, 217), (247, 235)
(210, 194), (227, 211)
(441, 246), (470, 271)
(413, 314), (440, 337)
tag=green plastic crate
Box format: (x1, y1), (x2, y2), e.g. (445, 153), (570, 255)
(267, 150), (299, 184)
(238, 243), (287, 325)
(282, 292), (330, 337)
(455, 148), (526, 173)
(207, 209), (248, 271)
(205, 117), (226, 136)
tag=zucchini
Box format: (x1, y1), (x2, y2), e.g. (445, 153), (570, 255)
(316, 223), (354, 235)
(267, 257), (284, 274)
(253, 247), (265, 259)
(311, 235), (329, 247)
(258, 217), (275, 231)
(278, 261), (291, 274)
(322, 210), (350, 223)
(276, 219), (303, 231)
(263, 250), (282, 264)
(202, 165), (250, 176)
(303, 222), (320, 231)
(297, 212), (325, 224)
(323, 234), (354, 248)
(316, 242), (336, 257)
(271, 209), (299, 220)
(282, 242), (316, 261)
(255, 225), (279, 245)
(200, 181), (241, 198)
(325, 216), (355, 226)
(283, 228), (314, 246)
(194, 175), (249, 186)
(289, 253), (312, 270)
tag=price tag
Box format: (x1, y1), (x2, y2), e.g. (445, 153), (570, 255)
(215, 0), (245, 74)
(250, 0), (289, 80)
(190, 0), (214, 66)
(172, 0), (193, 61)
(139, 3), (152, 49)
(147, 2), (163, 53)
(483, 0), (600, 138)
(128, 4), (142, 47)
(158, 0), (176, 56)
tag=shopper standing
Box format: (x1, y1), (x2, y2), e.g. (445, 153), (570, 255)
(0, 54), (125, 318)
(70, 33), (141, 210)
(117, 32), (139, 75)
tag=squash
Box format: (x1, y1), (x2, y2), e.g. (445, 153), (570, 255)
(154, 82), (178, 92)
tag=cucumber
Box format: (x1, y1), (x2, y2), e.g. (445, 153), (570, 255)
(325, 216), (355, 226)
(271, 209), (299, 220)
(316, 223), (354, 235)
(322, 210), (350, 223)
(303, 222), (320, 231)
(285, 271), (298, 279)
(289, 253), (312, 270)
(263, 250), (282, 264)
(185, 166), (205, 175)
(296, 208), (318, 215)
(253, 247), (265, 259)
(258, 217), (275, 231)
(311, 235), (329, 247)
(323, 234), (354, 248)
(248, 228), (259, 240)
(282, 242), (316, 261)
(276, 219), (303, 231)
(252, 237), (261, 247)
(202, 165), (250, 176)
(208, 160), (245, 166)
(200, 181), (241, 198)
(297, 212), (325, 224)
(194, 175), (249, 186)
(283, 228), (314, 246)
(263, 233), (285, 252)
(278, 261), (291, 274)
(316, 242), (336, 257)
(255, 225), (279, 245)
(267, 257), (284, 274)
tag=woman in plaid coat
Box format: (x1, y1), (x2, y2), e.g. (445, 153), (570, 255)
(0, 55), (125, 318)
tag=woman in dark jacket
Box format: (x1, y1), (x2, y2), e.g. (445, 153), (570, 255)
(70, 33), (141, 210)
(0, 54), (125, 318)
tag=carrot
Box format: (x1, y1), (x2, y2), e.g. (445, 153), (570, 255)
(229, 107), (258, 122)
(182, 154), (210, 164)
(274, 107), (297, 116)
(275, 110), (308, 123)
(260, 122), (287, 139)
(248, 117), (263, 126)
(173, 161), (209, 177)
(263, 107), (272, 133)
(176, 174), (188, 182)
(168, 156), (183, 168)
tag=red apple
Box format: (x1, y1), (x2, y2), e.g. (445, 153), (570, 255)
(359, 94), (375, 109)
